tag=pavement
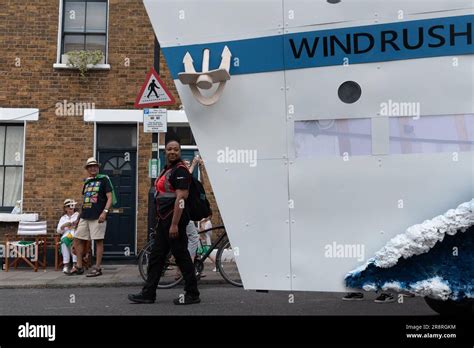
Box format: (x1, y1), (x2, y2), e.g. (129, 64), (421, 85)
(0, 263), (437, 316)
(0, 263), (227, 289)
(0, 285), (437, 316)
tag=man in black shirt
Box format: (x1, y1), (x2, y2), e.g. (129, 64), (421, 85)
(128, 139), (200, 305)
(72, 157), (113, 277)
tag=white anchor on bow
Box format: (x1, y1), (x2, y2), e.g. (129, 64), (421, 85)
(178, 46), (232, 106)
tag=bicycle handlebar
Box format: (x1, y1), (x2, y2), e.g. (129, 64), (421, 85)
(197, 225), (225, 235)
(148, 225), (225, 237)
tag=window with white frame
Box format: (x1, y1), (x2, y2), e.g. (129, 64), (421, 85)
(60, 0), (108, 64)
(0, 124), (24, 211)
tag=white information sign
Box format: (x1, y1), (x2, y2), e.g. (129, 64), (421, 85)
(143, 108), (167, 133)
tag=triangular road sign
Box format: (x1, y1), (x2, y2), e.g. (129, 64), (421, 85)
(135, 67), (175, 108)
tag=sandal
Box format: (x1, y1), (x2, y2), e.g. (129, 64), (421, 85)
(86, 266), (102, 277)
(67, 266), (84, 276)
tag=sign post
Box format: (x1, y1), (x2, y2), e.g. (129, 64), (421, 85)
(135, 67), (175, 179)
(135, 66), (175, 238)
(144, 108), (167, 178)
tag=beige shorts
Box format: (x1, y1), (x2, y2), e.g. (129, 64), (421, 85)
(75, 219), (107, 241)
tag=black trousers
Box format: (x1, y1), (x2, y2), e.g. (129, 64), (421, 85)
(142, 215), (199, 299)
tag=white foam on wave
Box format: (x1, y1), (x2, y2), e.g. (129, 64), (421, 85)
(373, 200), (473, 268)
(408, 276), (452, 300)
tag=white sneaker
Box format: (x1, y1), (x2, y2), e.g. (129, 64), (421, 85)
(212, 267), (217, 272)
(62, 265), (69, 273)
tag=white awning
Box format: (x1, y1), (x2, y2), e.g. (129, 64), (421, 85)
(0, 108), (39, 122)
(84, 109), (188, 124)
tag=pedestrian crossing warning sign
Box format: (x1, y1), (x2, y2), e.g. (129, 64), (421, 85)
(134, 67), (175, 108)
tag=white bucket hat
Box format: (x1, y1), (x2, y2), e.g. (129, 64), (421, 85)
(63, 198), (77, 207)
(84, 157), (100, 168)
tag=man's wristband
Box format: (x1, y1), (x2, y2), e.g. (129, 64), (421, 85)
(103, 209), (109, 214)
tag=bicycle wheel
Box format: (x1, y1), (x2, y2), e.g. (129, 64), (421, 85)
(158, 254), (183, 289)
(137, 242), (183, 289)
(137, 247), (149, 282)
(216, 240), (243, 287)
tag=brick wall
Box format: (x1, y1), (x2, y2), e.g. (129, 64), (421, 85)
(1, 0), (154, 250)
(0, 0), (223, 254)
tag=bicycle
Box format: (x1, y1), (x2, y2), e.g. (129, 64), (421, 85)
(137, 225), (243, 288)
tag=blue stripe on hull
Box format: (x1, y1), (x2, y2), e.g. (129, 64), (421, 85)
(162, 15), (473, 79)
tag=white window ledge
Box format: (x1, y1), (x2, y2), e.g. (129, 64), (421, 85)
(53, 63), (111, 70)
(84, 109), (189, 123)
(0, 213), (39, 222)
(0, 108), (39, 121)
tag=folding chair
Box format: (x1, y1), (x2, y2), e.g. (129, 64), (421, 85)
(54, 236), (92, 271)
(5, 221), (47, 272)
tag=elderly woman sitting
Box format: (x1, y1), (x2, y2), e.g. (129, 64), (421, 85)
(56, 199), (79, 274)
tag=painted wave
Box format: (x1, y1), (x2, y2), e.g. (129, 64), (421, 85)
(345, 200), (473, 300)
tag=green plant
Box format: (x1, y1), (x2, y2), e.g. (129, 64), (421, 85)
(66, 50), (104, 80)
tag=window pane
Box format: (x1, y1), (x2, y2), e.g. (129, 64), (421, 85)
(64, 1), (86, 32)
(64, 34), (85, 54)
(4, 167), (22, 207)
(0, 126), (5, 165)
(97, 125), (137, 149)
(85, 35), (106, 56)
(0, 167), (4, 206)
(294, 119), (372, 158)
(389, 114), (474, 154)
(5, 126), (24, 165)
(86, 2), (107, 33)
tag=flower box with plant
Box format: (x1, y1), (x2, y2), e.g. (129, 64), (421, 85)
(63, 50), (105, 79)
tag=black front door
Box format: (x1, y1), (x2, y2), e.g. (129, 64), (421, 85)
(97, 150), (137, 257)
